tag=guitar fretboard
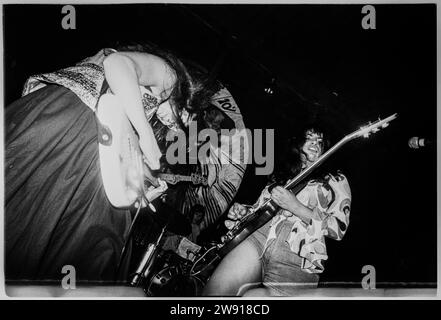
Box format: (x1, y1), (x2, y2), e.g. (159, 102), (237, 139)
(158, 173), (192, 182)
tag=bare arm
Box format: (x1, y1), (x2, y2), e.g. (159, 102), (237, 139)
(103, 52), (173, 169)
(106, 51), (175, 96)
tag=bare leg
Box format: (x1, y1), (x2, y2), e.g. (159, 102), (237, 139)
(242, 287), (271, 297)
(202, 240), (262, 296)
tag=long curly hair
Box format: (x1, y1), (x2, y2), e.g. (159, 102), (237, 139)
(269, 125), (331, 185)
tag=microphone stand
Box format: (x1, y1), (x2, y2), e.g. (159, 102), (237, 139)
(115, 193), (155, 282)
(130, 225), (166, 286)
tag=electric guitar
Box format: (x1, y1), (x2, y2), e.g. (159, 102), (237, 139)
(96, 89), (207, 208)
(96, 91), (147, 208)
(142, 169), (208, 190)
(190, 114), (398, 273)
(155, 173), (208, 186)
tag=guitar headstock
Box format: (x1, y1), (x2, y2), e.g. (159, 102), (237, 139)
(345, 113), (398, 142)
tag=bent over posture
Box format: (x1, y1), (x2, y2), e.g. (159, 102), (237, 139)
(5, 44), (212, 282)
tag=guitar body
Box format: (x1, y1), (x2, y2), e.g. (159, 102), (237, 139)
(192, 113), (397, 270)
(218, 202), (278, 257)
(96, 93), (145, 208)
(96, 90), (210, 208)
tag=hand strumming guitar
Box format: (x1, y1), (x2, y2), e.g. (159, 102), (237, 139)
(145, 178), (168, 202)
(134, 178), (168, 209)
(224, 203), (250, 230)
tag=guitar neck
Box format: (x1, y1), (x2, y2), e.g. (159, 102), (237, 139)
(283, 114), (397, 191)
(219, 114), (397, 257)
(158, 173), (192, 183)
(284, 137), (349, 191)
(255, 137), (351, 211)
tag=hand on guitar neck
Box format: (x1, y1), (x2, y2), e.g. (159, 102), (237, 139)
(215, 113), (398, 256)
(143, 162), (208, 188)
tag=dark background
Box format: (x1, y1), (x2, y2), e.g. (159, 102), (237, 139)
(3, 4), (437, 287)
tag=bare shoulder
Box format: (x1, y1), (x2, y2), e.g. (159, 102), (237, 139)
(115, 51), (174, 87)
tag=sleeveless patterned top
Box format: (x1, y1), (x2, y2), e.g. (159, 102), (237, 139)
(22, 48), (179, 131)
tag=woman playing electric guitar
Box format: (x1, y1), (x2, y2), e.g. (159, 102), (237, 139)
(5, 43), (215, 282)
(203, 126), (352, 296)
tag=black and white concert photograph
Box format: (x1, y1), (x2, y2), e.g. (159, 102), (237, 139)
(1, 2), (438, 299)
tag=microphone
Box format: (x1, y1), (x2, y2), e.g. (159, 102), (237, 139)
(408, 137), (434, 149)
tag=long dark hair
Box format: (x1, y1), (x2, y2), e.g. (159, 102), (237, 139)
(115, 42), (220, 158)
(269, 125), (331, 185)
(115, 42), (218, 122)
